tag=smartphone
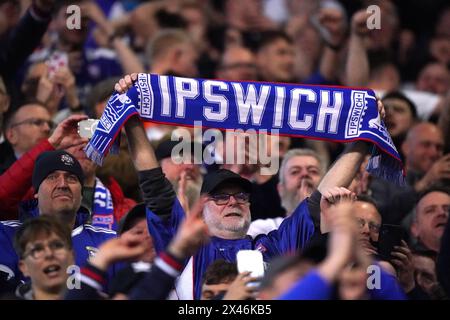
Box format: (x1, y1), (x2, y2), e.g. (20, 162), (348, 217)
(236, 250), (265, 288)
(46, 51), (68, 80)
(377, 224), (406, 261)
(78, 119), (100, 139)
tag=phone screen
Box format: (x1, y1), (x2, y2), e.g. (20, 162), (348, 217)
(236, 250), (265, 288)
(377, 224), (405, 261)
(46, 51), (69, 80)
(78, 119), (99, 139)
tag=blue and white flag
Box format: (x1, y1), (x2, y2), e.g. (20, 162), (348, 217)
(85, 73), (405, 185)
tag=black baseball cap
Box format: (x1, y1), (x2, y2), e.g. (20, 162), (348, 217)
(118, 203), (147, 235)
(155, 139), (203, 162)
(200, 169), (252, 195)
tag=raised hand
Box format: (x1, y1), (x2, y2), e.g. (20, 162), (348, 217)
(177, 170), (190, 216)
(318, 5), (348, 47)
(390, 240), (415, 292)
(34, 0), (56, 13)
(53, 67), (79, 110)
(297, 177), (314, 204)
(223, 272), (259, 300)
(377, 98), (386, 119)
(318, 198), (358, 282)
(89, 233), (147, 271)
(320, 186), (356, 233)
(320, 186), (356, 211)
(351, 10), (371, 37)
(416, 154), (450, 191)
(48, 114), (89, 150)
(115, 74), (138, 93)
(167, 196), (210, 259)
(36, 66), (55, 105)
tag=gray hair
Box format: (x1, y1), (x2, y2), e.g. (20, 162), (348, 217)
(279, 148), (327, 185)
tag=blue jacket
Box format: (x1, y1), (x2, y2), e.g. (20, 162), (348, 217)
(0, 200), (116, 281)
(146, 198), (316, 300)
(278, 266), (407, 300)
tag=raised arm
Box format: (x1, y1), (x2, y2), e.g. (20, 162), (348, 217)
(117, 73), (159, 171)
(344, 10), (370, 86)
(278, 199), (357, 300)
(128, 198), (209, 300)
(124, 115), (158, 171)
(317, 4), (348, 83)
(112, 39), (145, 75)
(437, 92), (450, 154)
(316, 141), (369, 233)
(318, 141), (370, 193)
(117, 74), (176, 218)
(0, 1), (55, 81)
(317, 100), (385, 232)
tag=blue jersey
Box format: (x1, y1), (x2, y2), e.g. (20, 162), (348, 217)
(0, 215), (116, 281)
(278, 267), (406, 300)
(0, 220), (21, 280)
(146, 198), (316, 300)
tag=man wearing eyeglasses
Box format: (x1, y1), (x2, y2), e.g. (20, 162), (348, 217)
(116, 75), (387, 300)
(0, 102), (53, 174)
(352, 195), (382, 256)
(120, 116), (374, 300)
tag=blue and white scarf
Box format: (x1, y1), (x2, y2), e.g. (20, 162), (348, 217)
(85, 73), (405, 185)
(91, 178), (116, 231)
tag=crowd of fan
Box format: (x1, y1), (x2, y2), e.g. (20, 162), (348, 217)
(0, 0), (449, 300)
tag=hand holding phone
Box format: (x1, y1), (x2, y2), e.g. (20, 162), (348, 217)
(236, 250), (265, 288)
(78, 119), (99, 139)
(46, 51), (69, 80)
(377, 224), (406, 261)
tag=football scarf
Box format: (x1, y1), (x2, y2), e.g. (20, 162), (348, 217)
(85, 73), (404, 185)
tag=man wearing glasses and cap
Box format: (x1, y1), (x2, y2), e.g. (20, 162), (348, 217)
(121, 110), (375, 299)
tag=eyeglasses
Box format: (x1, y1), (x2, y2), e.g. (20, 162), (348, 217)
(208, 192), (250, 205)
(23, 239), (68, 260)
(355, 217), (381, 233)
(10, 118), (54, 130)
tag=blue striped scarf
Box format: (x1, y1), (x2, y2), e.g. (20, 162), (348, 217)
(85, 73), (405, 185)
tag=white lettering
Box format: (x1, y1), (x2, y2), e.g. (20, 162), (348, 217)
(175, 77), (199, 118)
(288, 88), (315, 130)
(273, 86), (285, 128)
(316, 90), (343, 134)
(159, 75), (171, 116)
(203, 80), (229, 122)
(232, 83), (270, 125)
